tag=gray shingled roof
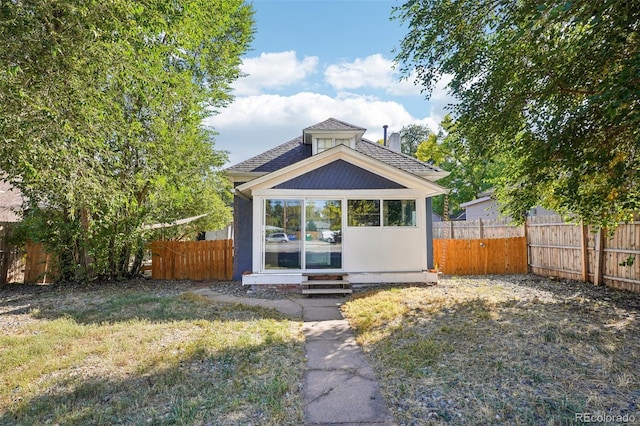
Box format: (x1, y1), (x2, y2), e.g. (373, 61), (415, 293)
(303, 117), (366, 132)
(0, 180), (23, 222)
(226, 119), (447, 179)
(354, 139), (444, 175)
(226, 136), (310, 174)
(227, 137), (445, 177)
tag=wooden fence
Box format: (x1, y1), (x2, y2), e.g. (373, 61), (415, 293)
(434, 237), (528, 275)
(0, 235), (54, 284)
(527, 215), (640, 293)
(433, 217), (524, 239)
(1, 223), (22, 284)
(150, 239), (233, 281)
(435, 215), (640, 294)
(2, 239), (234, 284)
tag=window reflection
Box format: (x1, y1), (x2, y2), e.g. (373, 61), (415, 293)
(264, 199), (301, 269)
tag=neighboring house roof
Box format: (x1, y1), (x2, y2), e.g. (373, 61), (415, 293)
(450, 210), (467, 221)
(459, 196), (493, 208)
(143, 213), (209, 230)
(0, 180), (23, 223)
(226, 136), (448, 182)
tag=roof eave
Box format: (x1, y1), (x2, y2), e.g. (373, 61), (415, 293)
(418, 170), (451, 181)
(225, 171), (269, 184)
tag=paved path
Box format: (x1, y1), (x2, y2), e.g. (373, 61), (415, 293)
(192, 288), (396, 426)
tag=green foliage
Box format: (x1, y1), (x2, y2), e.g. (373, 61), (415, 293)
(416, 115), (498, 217)
(0, 1), (254, 281)
(399, 123), (433, 157)
(394, 0), (640, 228)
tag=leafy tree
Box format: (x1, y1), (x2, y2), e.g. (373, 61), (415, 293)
(0, 1), (253, 281)
(399, 123), (433, 157)
(416, 115), (498, 217)
(394, 1), (640, 228)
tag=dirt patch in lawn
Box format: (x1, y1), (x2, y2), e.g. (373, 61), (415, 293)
(342, 274), (640, 425)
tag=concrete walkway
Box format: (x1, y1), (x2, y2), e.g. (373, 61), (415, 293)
(192, 288), (396, 426)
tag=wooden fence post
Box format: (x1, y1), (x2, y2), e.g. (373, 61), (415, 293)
(580, 222), (589, 282)
(593, 228), (605, 286)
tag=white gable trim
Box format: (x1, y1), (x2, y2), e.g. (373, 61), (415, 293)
(236, 144), (448, 197)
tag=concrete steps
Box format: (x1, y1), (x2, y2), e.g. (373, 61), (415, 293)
(302, 274), (351, 295)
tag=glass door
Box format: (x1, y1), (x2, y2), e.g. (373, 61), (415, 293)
(264, 199), (302, 270)
(304, 200), (342, 269)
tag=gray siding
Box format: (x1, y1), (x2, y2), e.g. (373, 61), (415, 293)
(233, 195), (253, 281)
(274, 159), (406, 190)
(464, 200), (499, 221)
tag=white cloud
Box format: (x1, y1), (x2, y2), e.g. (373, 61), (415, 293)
(207, 92), (440, 166)
(233, 51), (319, 96)
(324, 54), (422, 96)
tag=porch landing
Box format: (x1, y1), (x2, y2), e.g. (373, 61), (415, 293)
(241, 270), (439, 289)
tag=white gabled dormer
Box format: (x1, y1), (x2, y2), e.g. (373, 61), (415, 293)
(303, 118), (366, 155)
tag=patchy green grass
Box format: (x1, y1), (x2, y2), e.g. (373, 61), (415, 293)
(0, 283), (304, 425)
(343, 275), (640, 425)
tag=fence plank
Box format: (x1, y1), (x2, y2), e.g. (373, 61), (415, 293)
(150, 240), (233, 281)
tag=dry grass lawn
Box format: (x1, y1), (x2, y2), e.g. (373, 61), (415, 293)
(0, 281), (305, 425)
(343, 275), (640, 425)
(3, 275), (638, 425)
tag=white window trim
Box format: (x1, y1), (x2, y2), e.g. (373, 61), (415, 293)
(347, 198), (419, 228)
(312, 136), (356, 155)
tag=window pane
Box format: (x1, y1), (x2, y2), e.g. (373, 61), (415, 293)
(305, 200), (342, 269)
(384, 200), (416, 226)
(264, 199), (302, 269)
(317, 138), (332, 153)
(348, 200), (380, 226)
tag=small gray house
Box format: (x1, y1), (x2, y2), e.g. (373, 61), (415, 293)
(225, 118), (449, 289)
(460, 190), (558, 221)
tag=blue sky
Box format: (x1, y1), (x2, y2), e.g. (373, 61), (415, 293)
(206, 0), (454, 165)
